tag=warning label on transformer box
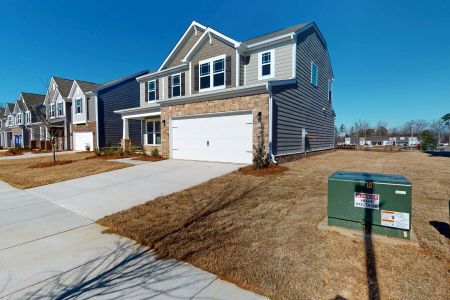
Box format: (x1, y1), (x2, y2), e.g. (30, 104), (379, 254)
(381, 210), (410, 230)
(354, 192), (380, 210)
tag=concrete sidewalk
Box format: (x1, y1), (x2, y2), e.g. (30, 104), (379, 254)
(0, 160), (266, 299)
(0, 150), (76, 161)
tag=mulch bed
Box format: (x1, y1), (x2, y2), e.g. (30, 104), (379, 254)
(86, 154), (137, 160)
(236, 164), (288, 176)
(29, 160), (75, 169)
(0, 151), (24, 156)
(132, 156), (167, 162)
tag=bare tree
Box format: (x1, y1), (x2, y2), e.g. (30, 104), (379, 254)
(375, 121), (388, 136)
(30, 104), (57, 162)
(412, 119), (428, 135)
(430, 119), (445, 145)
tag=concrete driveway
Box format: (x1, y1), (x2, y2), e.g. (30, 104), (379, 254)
(0, 160), (266, 299)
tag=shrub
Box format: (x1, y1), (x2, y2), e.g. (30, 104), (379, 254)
(8, 147), (18, 155)
(140, 147), (147, 157)
(103, 147), (115, 156)
(253, 118), (270, 169)
(85, 143), (91, 152)
(420, 130), (437, 151)
(150, 148), (159, 157)
(115, 147), (125, 156)
(94, 148), (101, 156)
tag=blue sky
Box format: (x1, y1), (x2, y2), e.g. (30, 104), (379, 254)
(0, 0), (449, 129)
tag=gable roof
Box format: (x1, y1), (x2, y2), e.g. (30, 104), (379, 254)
(92, 70), (149, 95)
(21, 92), (45, 108)
(5, 103), (15, 114)
(0, 108), (5, 118)
(75, 80), (103, 93)
(243, 23), (311, 45)
(53, 76), (75, 97)
(158, 21), (207, 71)
(16, 100), (26, 111)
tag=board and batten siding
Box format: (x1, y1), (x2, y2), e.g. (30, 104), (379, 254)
(245, 40), (294, 85)
(97, 77), (142, 148)
(272, 27), (334, 156)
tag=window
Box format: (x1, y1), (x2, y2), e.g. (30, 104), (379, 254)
(7, 115), (12, 127)
(25, 111), (31, 124)
(258, 50), (274, 79)
(199, 54), (226, 92)
(328, 80), (333, 102)
(75, 98), (82, 114)
(146, 120), (161, 145)
(57, 102), (64, 116)
(16, 113), (22, 125)
(50, 103), (55, 118)
(172, 74), (181, 97)
(311, 62), (318, 86)
(148, 80), (156, 101)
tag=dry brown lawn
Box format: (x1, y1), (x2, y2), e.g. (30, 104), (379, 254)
(0, 152), (130, 189)
(98, 151), (450, 300)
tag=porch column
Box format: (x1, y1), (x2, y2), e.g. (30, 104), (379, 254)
(121, 118), (131, 150)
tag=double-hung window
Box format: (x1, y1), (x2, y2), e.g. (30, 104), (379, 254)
(172, 75), (181, 97)
(148, 80), (156, 101)
(199, 54), (226, 92)
(7, 115), (12, 127)
(75, 98), (82, 114)
(146, 120), (161, 145)
(258, 50), (274, 79)
(16, 113), (22, 125)
(311, 62), (318, 86)
(50, 103), (55, 118)
(57, 102), (63, 116)
(25, 111), (31, 124)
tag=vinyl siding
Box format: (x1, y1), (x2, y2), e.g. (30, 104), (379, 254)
(140, 69), (189, 105)
(164, 27), (205, 69)
(190, 36), (236, 93)
(245, 40), (294, 85)
(97, 77), (142, 148)
(87, 95), (96, 121)
(71, 85), (86, 124)
(272, 27), (334, 155)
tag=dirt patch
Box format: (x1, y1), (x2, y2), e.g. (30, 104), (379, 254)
(132, 156), (167, 162)
(29, 160), (75, 169)
(236, 164), (288, 176)
(98, 151), (450, 300)
(0, 152), (130, 189)
(86, 154), (137, 160)
(0, 151), (24, 156)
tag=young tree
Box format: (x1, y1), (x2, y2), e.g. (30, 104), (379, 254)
(29, 104), (57, 162)
(442, 113), (450, 144)
(420, 130), (437, 151)
(339, 124), (346, 138)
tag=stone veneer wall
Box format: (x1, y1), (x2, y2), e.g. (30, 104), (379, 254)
(160, 93), (270, 158)
(71, 121), (97, 150)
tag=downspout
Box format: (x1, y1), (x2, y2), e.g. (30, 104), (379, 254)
(267, 82), (277, 164)
(94, 93), (99, 150)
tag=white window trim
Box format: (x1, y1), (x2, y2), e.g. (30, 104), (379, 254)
(171, 73), (182, 98)
(311, 61), (318, 86)
(144, 119), (161, 146)
(75, 98), (82, 115)
(147, 80), (157, 102)
(57, 101), (64, 117)
(258, 49), (275, 80)
(25, 111), (31, 124)
(327, 79), (333, 102)
(198, 54), (226, 92)
(16, 113), (22, 125)
(50, 103), (56, 118)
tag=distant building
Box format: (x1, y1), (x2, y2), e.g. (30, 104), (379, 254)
(344, 136), (419, 146)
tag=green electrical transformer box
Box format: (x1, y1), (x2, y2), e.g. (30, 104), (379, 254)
(328, 171), (412, 239)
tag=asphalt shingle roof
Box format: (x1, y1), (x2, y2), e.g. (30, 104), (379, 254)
(243, 22), (311, 45)
(53, 77), (75, 97)
(76, 80), (103, 93)
(17, 100), (26, 111)
(21, 92), (45, 108)
(6, 103), (15, 113)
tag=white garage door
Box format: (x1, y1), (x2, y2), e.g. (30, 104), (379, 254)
(171, 112), (253, 164)
(73, 132), (94, 151)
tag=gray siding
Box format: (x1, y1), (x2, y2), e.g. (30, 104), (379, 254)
(164, 27), (205, 69)
(272, 28), (334, 155)
(245, 40), (294, 85)
(87, 95), (96, 121)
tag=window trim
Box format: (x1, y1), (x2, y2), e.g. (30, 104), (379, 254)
(57, 101), (64, 117)
(310, 61), (318, 87)
(50, 103), (56, 118)
(327, 79), (333, 103)
(144, 119), (161, 146)
(16, 113), (22, 125)
(171, 73), (182, 98)
(258, 49), (275, 80)
(75, 98), (82, 115)
(198, 54), (226, 92)
(147, 80), (157, 102)
(25, 111), (31, 124)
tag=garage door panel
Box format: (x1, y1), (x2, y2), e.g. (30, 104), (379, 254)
(73, 132), (94, 151)
(172, 112), (253, 164)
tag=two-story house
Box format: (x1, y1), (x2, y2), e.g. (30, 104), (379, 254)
(67, 80), (102, 150)
(20, 92), (46, 148)
(43, 76), (76, 150)
(116, 21), (335, 163)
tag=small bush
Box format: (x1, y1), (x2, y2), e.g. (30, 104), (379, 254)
(150, 148), (159, 158)
(94, 148), (101, 156)
(103, 147), (115, 156)
(115, 147), (125, 156)
(140, 147), (147, 157)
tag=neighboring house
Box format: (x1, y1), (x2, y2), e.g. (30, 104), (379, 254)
(1, 103), (17, 148)
(344, 136), (419, 146)
(92, 70), (148, 149)
(116, 21), (335, 163)
(19, 92), (46, 148)
(68, 80), (103, 151)
(43, 76), (75, 150)
(0, 108), (5, 148)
